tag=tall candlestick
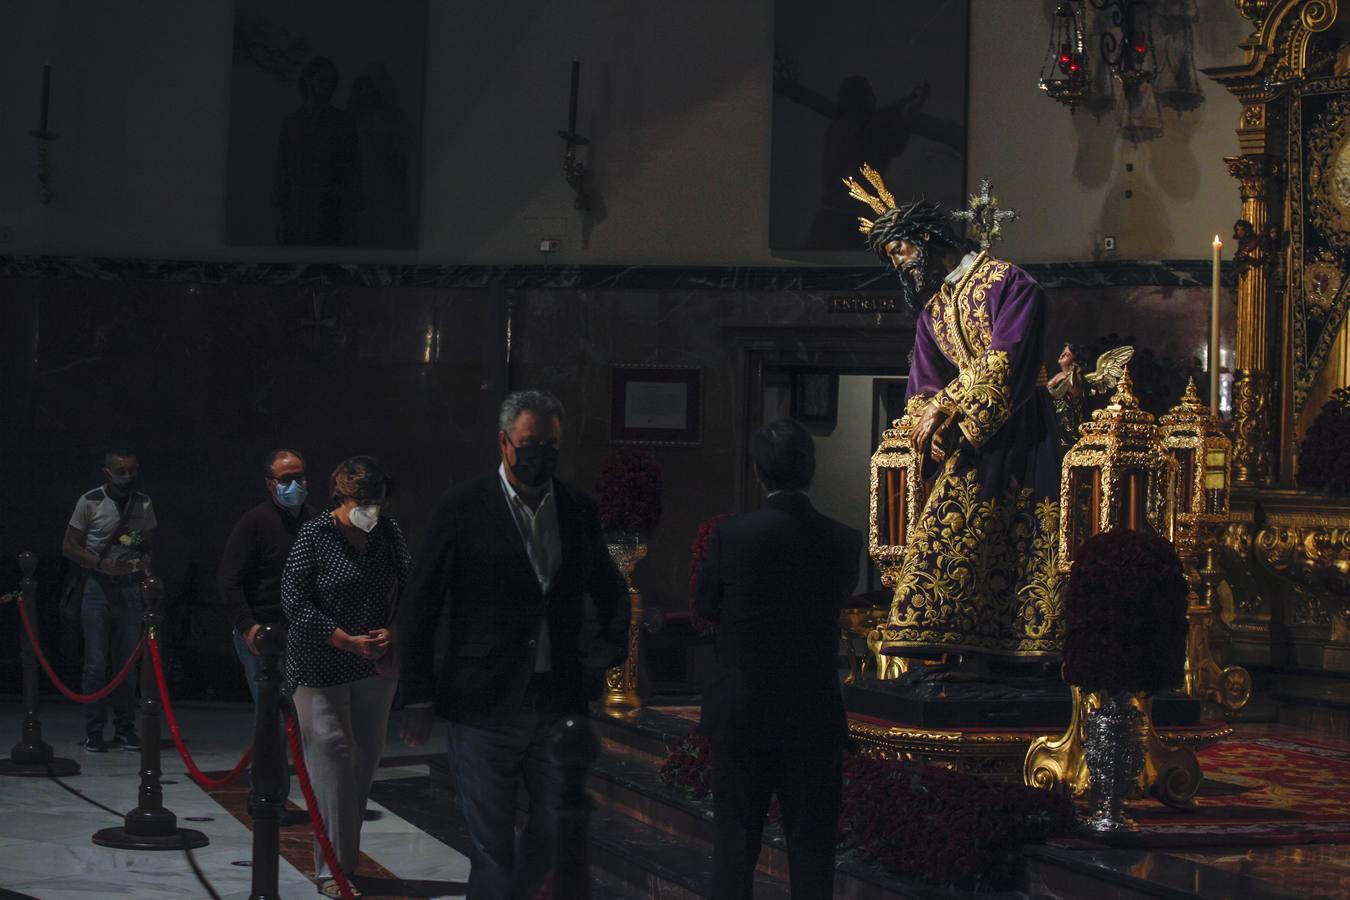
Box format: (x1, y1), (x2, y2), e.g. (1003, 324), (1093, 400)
(39, 63), (51, 133)
(567, 59), (580, 136)
(1211, 235), (1222, 416)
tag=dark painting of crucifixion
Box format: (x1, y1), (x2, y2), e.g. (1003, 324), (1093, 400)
(770, 0), (970, 253)
(224, 0), (427, 248)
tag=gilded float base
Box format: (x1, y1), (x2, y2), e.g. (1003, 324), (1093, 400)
(1186, 604), (1254, 711)
(1186, 546), (1254, 711)
(1023, 687), (1228, 809)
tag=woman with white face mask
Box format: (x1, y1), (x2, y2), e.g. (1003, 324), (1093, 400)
(281, 455), (410, 899)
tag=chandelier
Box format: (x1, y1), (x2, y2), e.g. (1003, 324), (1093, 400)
(1039, 1), (1090, 109)
(1041, 0), (1203, 141)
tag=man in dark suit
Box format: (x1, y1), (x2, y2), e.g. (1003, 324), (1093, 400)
(696, 418), (862, 900)
(400, 389), (627, 900)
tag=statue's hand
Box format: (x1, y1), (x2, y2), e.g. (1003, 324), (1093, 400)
(930, 416), (959, 463)
(912, 403), (950, 461)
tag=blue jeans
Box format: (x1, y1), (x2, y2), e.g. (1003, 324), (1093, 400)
(233, 628), (291, 803)
(446, 688), (562, 900)
(81, 576), (144, 737)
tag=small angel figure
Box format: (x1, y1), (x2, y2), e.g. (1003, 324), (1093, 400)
(1046, 343), (1135, 449)
(1232, 218), (1265, 279)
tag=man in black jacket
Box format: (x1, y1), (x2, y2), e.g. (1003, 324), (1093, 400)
(400, 389), (627, 900)
(696, 418), (862, 900)
(218, 448), (311, 823)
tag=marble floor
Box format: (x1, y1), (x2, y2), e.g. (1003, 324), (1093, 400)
(5, 696), (1350, 899)
(0, 699), (468, 900)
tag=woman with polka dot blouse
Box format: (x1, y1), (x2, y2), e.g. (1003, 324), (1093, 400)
(282, 455), (410, 899)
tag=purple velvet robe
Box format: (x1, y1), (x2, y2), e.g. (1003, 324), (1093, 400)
(882, 253), (1063, 658)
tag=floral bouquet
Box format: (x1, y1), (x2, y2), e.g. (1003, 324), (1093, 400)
(837, 754), (1075, 890)
(657, 733), (712, 801)
(687, 513), (733, 634)
(656, 736), (1075, 890)
(1062, 529), (1188, 694)
(595, 448), (663, 536)
(1299, 386), (1350, 494)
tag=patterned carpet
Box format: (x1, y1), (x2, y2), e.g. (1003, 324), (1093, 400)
(1124, 736), (1350, 845)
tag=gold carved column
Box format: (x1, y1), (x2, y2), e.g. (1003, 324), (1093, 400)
(1224, 153), (1279, 486)
(1209, 0), (1343, 485)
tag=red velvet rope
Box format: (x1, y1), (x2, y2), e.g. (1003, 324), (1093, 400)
(285, 713), (357, 900)
(15, 594), (144, 703)
(147, 636), (253, 791)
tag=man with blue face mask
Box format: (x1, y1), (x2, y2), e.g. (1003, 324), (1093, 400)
(218, 448), (311, 822)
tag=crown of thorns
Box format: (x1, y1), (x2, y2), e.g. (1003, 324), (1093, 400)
(843, 164), (962, 255)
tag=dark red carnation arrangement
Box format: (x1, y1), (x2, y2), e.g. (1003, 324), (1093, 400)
(657, 737), (1074, 890)
(837, 754), (1074, 891)
(1299, 386), (1350, 494)
(688, 513), (733, 634)
(595, 448), (663, 534)
(1062, 529), (1188, 694)
(657, 733), (712, 800)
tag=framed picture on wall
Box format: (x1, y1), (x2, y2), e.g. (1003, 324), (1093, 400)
(610, 366), (702, 446)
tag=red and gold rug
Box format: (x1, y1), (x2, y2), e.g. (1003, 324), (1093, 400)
(1105, 736), (1350, 846)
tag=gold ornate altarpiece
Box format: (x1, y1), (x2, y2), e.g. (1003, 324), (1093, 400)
(1203, 1), (1350, 676)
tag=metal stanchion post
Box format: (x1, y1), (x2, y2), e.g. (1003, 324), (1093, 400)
(1, 551), (80, 777)
(549, 715), (599, 900)
(93, 577), (208, 850)
(248, 623), (286, 900)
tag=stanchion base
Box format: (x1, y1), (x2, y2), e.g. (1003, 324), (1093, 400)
(0, 757), (81, 778)
(92, 826), (209, 850)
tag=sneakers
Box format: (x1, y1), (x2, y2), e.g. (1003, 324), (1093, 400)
(112, 730), (142, 752)
(81, 734), (108, 753)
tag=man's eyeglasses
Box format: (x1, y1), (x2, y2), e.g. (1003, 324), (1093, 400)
(511, 440), (560, 451)
(269, 474), (307, 486)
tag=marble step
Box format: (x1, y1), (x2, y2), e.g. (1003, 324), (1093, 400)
(418, 756), (791, 898)
(586, 734), (954, 900)
(1025, 845), (1303, 900)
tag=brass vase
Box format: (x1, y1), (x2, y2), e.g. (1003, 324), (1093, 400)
(604, 534), (647, 710)
(1083, 691), (1147, 833)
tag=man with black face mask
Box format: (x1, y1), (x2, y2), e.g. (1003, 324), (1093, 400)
(62, 449), (157, 752)
(398, 389), (627, 900)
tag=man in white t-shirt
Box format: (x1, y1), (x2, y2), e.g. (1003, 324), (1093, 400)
(61, 450), (157, 752)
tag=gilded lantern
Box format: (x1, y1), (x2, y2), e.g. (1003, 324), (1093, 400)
(1159, 377), (1231, 550)
(1059, 369), (1177, 568)
(868, 407), (927, 587)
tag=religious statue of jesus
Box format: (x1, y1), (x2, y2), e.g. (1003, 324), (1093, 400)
(846, 166), (1063, 660)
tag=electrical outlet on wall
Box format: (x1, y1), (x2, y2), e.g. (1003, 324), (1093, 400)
(539, 238), (561, 252)
(1103, 236), (1116, 251)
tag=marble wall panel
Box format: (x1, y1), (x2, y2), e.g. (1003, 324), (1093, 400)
(0, 273), (1229, 697)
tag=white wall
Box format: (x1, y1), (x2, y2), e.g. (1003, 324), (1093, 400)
(0, 0), (1250, 265)
(809, 375), (876, 598)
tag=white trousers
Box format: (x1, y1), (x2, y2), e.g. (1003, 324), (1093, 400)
(291, 675), (398, 879)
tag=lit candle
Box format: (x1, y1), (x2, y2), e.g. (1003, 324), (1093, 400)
(1210, 235), (1222, 416)
(39, 63), (51, 133)
(567, 59), (580, 136)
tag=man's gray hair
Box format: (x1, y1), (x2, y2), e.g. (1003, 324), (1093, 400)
(498, 390), (566, 434)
